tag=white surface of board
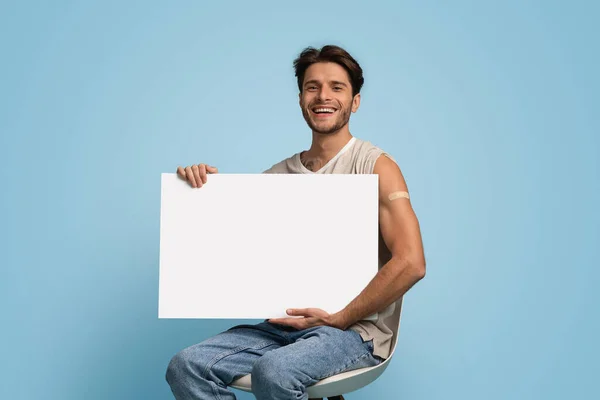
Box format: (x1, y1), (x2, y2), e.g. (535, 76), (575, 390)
(158, 173), (379, 319)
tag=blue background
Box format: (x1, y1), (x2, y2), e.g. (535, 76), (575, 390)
(1, 1), (598, 399)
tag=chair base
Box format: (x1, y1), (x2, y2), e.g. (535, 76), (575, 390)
(309, 397), (344, 400)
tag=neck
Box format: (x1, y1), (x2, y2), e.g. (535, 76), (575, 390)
(307, 129), (353, 160)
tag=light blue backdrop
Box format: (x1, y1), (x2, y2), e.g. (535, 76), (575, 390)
(1, 1), (598, 399)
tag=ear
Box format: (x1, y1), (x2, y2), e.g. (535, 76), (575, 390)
(351, 93), (361, 113)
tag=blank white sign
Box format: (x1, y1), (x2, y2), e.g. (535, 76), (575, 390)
(158, 173), (379, 319)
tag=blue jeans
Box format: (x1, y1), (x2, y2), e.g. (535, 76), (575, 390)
(166, 321), (382, 400)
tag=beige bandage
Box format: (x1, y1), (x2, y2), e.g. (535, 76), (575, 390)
(388, 191), (410, 201)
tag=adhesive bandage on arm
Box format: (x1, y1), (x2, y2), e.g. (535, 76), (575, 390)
(388, 191), (410, 201)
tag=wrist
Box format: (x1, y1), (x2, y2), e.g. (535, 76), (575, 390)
(330, 310), (351, 330)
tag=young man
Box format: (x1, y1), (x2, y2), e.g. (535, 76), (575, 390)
(167, 45), (426, 400)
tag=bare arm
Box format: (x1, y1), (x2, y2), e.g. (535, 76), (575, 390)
(330, 155), (426, 329)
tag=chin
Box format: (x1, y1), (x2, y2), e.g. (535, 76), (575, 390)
(315, 122), (347, 135)
(311, 124), (336, 135)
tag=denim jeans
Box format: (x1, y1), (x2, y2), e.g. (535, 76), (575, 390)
(166, 321), (382, 400)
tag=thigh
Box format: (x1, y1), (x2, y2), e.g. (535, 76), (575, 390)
(179, 322), (287, 386)
(253, 326), (380, 387)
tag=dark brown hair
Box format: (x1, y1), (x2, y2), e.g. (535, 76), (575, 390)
(293, 45), (364, 97)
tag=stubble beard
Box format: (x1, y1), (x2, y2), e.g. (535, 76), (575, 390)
(302, 104), (352, 135)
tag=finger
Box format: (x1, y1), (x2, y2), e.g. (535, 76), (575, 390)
(291, 317), (320, 330)
(267, 318), (290, 326)
(269, 317), (301, 327)
(199, 164), (207, 184)
(287, 308), (314, 317)
(289, 321), (304, 330)
(284, 319), (305, 330)
(206, 165), (218, 174)
(185, 166), (197, 188)
(191, 165), (203, 188)
(176, 166), (186, 179)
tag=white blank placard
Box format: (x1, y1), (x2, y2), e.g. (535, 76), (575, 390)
(158, 173), (379, 319)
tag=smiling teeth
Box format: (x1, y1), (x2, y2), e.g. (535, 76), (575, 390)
(315, 108), (334, 113)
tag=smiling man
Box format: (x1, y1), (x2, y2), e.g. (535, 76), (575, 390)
(166, 45), (426, 400)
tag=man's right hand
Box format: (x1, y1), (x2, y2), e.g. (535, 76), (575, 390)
(176, 164), (218, 188)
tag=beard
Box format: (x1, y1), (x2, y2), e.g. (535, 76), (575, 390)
(301, 102), (352, 135)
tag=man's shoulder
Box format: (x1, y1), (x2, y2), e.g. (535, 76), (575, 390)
(350, 137), (397, 173)
(353, 137), (389, 155)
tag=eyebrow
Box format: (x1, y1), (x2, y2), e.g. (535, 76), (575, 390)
(303, 80), (349, 87)
(330, 81), (348, 87)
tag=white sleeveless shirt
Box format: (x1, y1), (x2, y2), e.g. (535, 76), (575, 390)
(263, 136), (396, 359)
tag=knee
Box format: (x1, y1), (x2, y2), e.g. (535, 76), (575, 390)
(166, 350), (188, 384)
(166, 347), (206, 385)
(251, 352), (302, 397)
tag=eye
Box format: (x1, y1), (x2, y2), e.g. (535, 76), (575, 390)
(307, 86), (318, 91)
(333, 86), (343, 91)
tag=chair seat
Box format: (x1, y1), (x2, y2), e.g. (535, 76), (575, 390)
(229, 354), (393, 398)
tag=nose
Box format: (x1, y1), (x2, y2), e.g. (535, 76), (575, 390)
(317, 86), (332, 102)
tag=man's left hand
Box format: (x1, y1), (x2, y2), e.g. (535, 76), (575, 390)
(268, 308), (346, 330)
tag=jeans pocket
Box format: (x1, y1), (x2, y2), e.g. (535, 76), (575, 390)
(351, 329), (374, 354)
